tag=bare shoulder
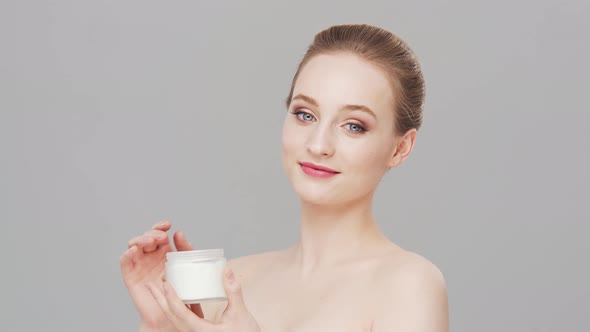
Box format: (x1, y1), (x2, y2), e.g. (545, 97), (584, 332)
(372, 249), (449, 332)
(379, 249), (446, 289)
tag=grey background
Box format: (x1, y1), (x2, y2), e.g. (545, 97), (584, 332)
(1, 0), (588, 331)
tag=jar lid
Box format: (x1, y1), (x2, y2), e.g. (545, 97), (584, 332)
(166, 249), (225, 263)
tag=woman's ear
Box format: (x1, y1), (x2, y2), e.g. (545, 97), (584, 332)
(387, 129), (417, 169)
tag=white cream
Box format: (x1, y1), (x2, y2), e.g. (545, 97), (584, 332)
(165, 249), (227, 304)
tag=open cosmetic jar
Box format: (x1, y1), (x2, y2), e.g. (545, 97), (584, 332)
(165, 249), (227, 304)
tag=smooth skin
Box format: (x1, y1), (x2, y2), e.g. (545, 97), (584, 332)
(121, 53), (449, 331)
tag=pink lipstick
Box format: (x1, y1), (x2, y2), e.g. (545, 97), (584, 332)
(299, 162), (340, 178)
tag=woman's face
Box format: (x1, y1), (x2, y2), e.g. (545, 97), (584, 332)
(282, 53), (407, 206)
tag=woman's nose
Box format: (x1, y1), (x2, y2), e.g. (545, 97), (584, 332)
(304, 125), (335, 157)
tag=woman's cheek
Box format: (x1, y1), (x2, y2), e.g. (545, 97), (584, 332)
(283, 122), (307, 150)
(355, 146), (386, 175)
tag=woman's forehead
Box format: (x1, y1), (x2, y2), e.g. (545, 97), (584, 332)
(293, 53), (395, 113)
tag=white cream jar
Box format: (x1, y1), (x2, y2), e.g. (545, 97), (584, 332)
(165, 249), (227, 304)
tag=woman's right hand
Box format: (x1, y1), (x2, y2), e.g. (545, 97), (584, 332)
(120, 221), (205, 332)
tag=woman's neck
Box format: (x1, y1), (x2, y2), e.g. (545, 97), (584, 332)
(290, 193), (390, 274)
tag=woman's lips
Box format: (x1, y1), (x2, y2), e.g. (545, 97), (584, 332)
(299, 162), (340, 178)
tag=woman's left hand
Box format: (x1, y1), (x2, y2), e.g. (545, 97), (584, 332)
(146, 267), (261, 332)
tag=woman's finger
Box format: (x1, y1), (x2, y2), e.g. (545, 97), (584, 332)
(144, 229), (169, 243)
(146, 282), (187, 331)
(152, 220), (172, 231)
(173, 231), (193, 251)
(146, 282), (209, 332)
(141, 230), (169, 253)
(142, 241), (159, 253)
(127, 221), (171, 249)
(120, 246), (138, 272)
(221, 267), (246, 317)
(162, 281), (214, 331)
(128, 235), (156, 251)
(127, 235), (142, 249)
(121, 246), (144, 287)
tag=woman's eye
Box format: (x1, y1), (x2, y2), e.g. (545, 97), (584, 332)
(294, 111), (315, 122)
(345, 123), (367, 133)
(291, 110), (366, 133)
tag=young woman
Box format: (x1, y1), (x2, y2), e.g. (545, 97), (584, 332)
(120, 24), (449, 332)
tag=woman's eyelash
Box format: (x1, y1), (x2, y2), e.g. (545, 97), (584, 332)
(291, 110), (316, 122)
(290, 109), (367, 134)
(344, 123), (367, 133)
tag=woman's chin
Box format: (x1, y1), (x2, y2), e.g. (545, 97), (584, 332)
(292, 181), (376, 208)
(293, 187), (348, 207)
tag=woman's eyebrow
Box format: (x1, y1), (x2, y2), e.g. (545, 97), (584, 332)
(340, 104), (377, 119)
(292, 93), (377, 119)
(292, 93), (319, 107)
